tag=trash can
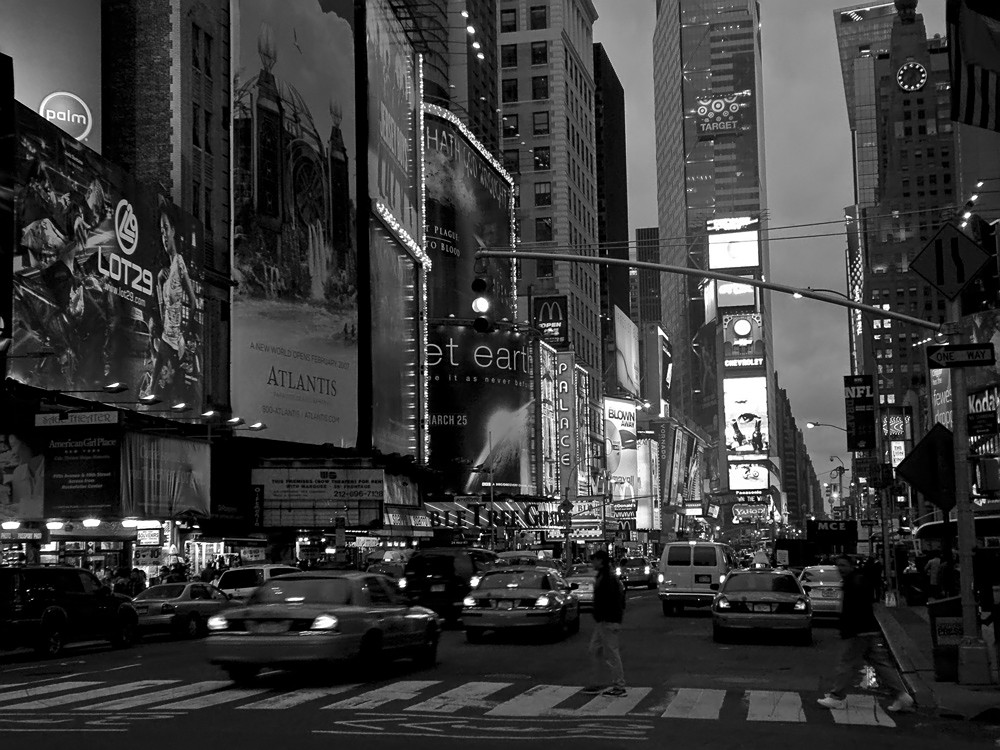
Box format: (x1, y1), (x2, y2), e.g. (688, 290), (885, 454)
(927, 596), (963, 682)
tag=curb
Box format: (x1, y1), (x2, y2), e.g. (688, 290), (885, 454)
(875, 605), (938, 712)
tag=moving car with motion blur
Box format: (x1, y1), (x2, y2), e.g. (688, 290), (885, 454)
(617, 557), (657, 589)
(400, 547), (498, 622)
(462, 566), (581, 643)
(563, 564), (595, 608)
(133, 582), (233, 638)
(798, 565), (844, 619)
(711, 568), (812, 645)
(214, 564), (301, 601)
(206, 572), (440, 684)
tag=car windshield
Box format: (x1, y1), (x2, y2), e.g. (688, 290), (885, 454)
(724, 574), (801, 594)
(568, 565), (592, 577)
(249, 577), (353, 605)
(478, 571), (551, 590)
(801, 568), (843, 584)
(135, 584), (186, 600)
(623, 559), (646, 568)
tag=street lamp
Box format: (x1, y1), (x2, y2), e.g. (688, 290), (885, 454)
(806, 421), (847, 432)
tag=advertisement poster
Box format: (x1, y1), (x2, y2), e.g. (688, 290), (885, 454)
(534, 295), (569, 348)
(728, 460), (769, 491)
(10, 105), (204, 406)
(121, 433), (210, 518)
(555, 351), (577, 499)
(251, 467), (384, 528)
(723, 314), (764, 369)
(1, 411), (119, 522)
(724, 376), (769, 457)
(636, 439), (654, 530)
(604, 397), (637, 513)
(366, 0), (419, 241)
(232, 0), (358, 446)
(423, 108), (514, 319)
(844, 374), (876, 452)
(614, 306), (640, 397)
(370, 223), (420, 456)
(427, 326), (532, 494)
(0, 0), (102, 152)
(708, 230), (760, 270)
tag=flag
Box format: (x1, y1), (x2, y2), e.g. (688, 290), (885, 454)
(948, 0), (1000, 132)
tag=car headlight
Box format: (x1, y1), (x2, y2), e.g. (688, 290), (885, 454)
(398, 577), (407, 590)
(470, 576), (481, 589)
(719, 574), (726, 584)
(657, 573), (664, 583)
(534, 595), (553, 608)
(615, 567), (622, 576)
(462, 596), (477, 608)
(310, 614), (340, 630)
(793, 598), (808, 612)
(715, 596), (731, 610)
(644, 566), (650, 575)
(207, 614), (228, 631)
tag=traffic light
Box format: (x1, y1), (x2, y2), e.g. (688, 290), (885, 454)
(471, 275), (494, 333)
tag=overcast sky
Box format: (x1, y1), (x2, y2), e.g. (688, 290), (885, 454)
(592, 0), (946, 493)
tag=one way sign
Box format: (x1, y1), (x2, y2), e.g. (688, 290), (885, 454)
(927, 344), (996, 369)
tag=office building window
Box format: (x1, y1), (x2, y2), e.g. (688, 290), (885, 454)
(534, 146), (551, 170)
(192, 103), (201, 147)
(204, 33), (213, 78)
(537, 258), (554, 277)
(531, 76), (549, 100)
(204, 186), (212, 229)
(501, 44), (517, 68)
(500, 8), (517, 32)
(204, 109), (213, 154)
(531, 41), (548, 65)
(534, 182), (552, 206)
(502, 78), (518, 103)
(535, 217), (553, 241)
(503, 114), (518, 138)
(533, 111), (550, 135)
(503, 149), (519, 173)
(193, 179), (201, 219)
(192, 24), (201, 70)
(529, 5), (548, 29)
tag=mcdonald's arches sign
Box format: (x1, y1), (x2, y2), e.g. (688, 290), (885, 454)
(533, 295), (568, 348)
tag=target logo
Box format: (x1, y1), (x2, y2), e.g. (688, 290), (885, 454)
(696, 93), (746, 133)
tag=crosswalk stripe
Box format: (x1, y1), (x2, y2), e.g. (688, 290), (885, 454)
(82, 681), (232, 711)
(830, 695), (896, 728)
(485, 685), (580, 716)
(0, 681), (103, 704)
(323, 681), (440, 710)
(745, 690), (805, 723)
(570, 687), (652, 716)
(239, 685), (360, 710)
(0, 681), (178, 710)
(156, 687), (269, 711)
(661, 688), (727, 720)
(405, 681), (512, 714)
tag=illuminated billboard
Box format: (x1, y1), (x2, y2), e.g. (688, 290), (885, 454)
(724, 376), (769, 458)
(534, 295), (569, 348)
(696, 88), (752, 138)
(728, 461), (769, 491)
(723, 314), (764, 369)
(231, 0), (358, 445)
(708, 230), (760, 270)
(9, 104), (205, 407)
(614, 306), (640, 397)
(555, 351), (577, 499)
(636, 439), (655, 531)
(604, 397), (637, 517)
(717, 279), (756, 309)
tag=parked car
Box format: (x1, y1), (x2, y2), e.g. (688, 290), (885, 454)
(798, 565), (844, 620)
(462, 566), (581, 643)
(711, 569), (812, 645)
(617, 557), (657, 589)
(214, 564), (301, 601)
(400, 547), (498, 622)
(205, 572), (440, 684)
(564, 564), (595, 609)
(133, 582), (233, 638)
(0, 566), (138, 657)
(658, 541), (737, 615)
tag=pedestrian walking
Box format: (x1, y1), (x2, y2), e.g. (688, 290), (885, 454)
(583, 549), (627, 697)
(925, 552), (942, 599)
(817, 554), (914, 714)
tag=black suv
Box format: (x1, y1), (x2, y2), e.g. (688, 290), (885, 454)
(401, 547), (498, 622)
(0, 566), (139, 657)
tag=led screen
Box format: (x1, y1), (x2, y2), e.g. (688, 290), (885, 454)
(717, 279), (755, 308)
(728, 461), (769, 491)
(724, 376), (769, 457)
(708, 230), (759, 270)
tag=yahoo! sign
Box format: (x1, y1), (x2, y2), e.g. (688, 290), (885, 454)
(38, 91), (92, 142)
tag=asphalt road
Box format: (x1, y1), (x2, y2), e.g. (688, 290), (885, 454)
(0, 589), (993, 749)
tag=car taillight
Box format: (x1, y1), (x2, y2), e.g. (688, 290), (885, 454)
(398, 577), (407, 590)
(161, 603), (175, 614)
(644, 566), (650, 575)
(657, 573), (664, 583)
(715, 596), (731, 610)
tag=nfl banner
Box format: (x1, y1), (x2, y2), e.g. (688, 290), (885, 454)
(948, 0), (1000, 132)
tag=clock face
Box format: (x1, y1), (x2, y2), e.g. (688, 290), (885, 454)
(896, 62), (927, 92)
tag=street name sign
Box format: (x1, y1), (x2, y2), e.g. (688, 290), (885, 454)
(927, 344), (996, 369)
(910, 223), (992, 300)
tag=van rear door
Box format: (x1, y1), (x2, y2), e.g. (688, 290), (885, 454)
(692, 545), (722, 591)
(661, 544), (693, 590)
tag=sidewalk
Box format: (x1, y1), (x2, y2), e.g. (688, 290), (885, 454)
(876, 601), (1000, 721)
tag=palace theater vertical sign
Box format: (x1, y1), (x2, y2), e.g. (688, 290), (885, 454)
(844, 374), (876, 452)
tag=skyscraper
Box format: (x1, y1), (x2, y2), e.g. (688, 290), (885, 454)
(653, 0), (780, 511)
(635, 227), (661, 330)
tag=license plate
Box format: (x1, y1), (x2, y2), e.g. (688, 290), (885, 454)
(498, 600), (514, 610)
(751, 603), (771, 613)
(820, 589), (840, 599)
(134, 605), (148, 614)
(430, 584), (446, 592)
(251, 621), (288, 634)
(695, 575), (712, 584)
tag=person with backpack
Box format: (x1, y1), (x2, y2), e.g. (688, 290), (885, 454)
(583, 549), (627, 697)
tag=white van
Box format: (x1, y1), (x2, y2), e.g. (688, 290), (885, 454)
(657, 541), (736, 615)
(214, 564), (301, 601)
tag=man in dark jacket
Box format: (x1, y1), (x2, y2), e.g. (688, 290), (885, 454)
(583, 549), (627, 697)
(817, 554), (914, 713)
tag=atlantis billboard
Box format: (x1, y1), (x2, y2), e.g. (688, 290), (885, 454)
(231, 0), (358, 446)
